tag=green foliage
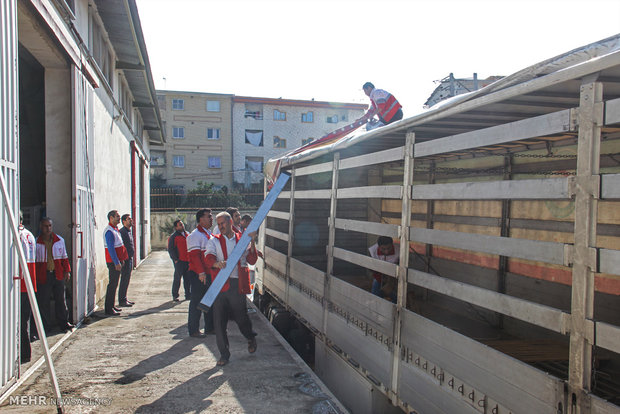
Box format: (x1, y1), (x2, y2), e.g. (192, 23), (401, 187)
(185, 181), (247, 208)
(159, 209), (188, 236)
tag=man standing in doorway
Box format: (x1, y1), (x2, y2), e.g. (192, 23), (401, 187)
(362, 82), (403, 130)
(103, 210), (129, 316)
(205, 212), (258, 366)
(35, 217), (74, 332)
(168, 219), (191, 302)
(118, 214), (136, 307)
(19, 211), (37, 362)
(187, 209), (215, 337)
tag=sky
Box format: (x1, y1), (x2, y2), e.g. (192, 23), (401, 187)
(135, 0), (620, 115)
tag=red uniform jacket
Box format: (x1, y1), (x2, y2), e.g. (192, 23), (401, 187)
(205, 232), (257, 294)
(35, 233), (71, 284)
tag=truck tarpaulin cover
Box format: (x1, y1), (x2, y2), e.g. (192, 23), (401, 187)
(264, 34), (620, 183)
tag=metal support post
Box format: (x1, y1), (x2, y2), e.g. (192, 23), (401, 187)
(390, 131), (415, 404)
(285, 168), (296, 308)
(322, 153), (340, 336)
(497, 154), (513, 329)
(568, 81), (602, 413)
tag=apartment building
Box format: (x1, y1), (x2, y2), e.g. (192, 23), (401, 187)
(232, 96), (367, 185)
(154, 91), (233, 189)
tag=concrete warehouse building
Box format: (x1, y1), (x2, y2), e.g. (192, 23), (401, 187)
(1, 0), (163, 392)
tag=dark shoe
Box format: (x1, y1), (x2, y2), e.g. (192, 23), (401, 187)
(125, 300), (135, 305)
(21, 356), (31, 363)
(248, 337), (257, 354)
(61, 322), (75, 332)
(113, 306), (123, 312)
(189, 332), (206, 338)
(118, 302), (133, 307)
(185, 296), (191, 301)
(216, 358), (228, 366)
(105, 309), (121, 316)
(204, 329), (215, 335)
(173, 298), (180, 302)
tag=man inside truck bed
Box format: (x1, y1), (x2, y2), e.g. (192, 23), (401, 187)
(368, 236), (399, 303)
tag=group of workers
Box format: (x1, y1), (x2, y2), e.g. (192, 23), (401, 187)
(167, 207), (261, 366)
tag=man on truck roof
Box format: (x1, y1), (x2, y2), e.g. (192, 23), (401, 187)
(362, 82), (403, 130)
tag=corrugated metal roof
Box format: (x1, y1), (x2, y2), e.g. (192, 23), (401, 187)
(266, 34), (620, 178)
(94, 0), (165, 145)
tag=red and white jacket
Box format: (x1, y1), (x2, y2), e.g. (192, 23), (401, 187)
(187, 226), (212, 275)
(103, 223), (129, 265)
(205, 232), (257, 294)
(35, 233), (71, 284)
(19, 225), (37, 292)
(366, 88), (402, 123)
(369, 242), (399, 283)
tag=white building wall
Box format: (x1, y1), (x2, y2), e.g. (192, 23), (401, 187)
(91, 86), (137, 303)
(232, 102), (365, 184)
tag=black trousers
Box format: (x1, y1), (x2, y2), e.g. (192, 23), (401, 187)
(213, 278), (256, 360)
(187, 270), (213, 334)
(105, 263), (121, 312)
(36, 271), (69, 329)
(118, 258), (133, 303)
(172, 261), (191, 300)
(21, 292), (32, 359)
(380, 108), (403, 125)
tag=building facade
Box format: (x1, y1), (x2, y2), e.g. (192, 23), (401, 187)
(424, 73), (503, 108)
(232, 96), (367, 186)
(1, 0), (163, 391)
(153, 91), (233, 190)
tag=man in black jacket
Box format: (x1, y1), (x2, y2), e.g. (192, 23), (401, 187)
(118, 214), (135, 307)
(167, 219), (191, 301)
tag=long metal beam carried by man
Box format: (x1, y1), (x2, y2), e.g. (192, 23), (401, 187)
(198, 171), (291, 311)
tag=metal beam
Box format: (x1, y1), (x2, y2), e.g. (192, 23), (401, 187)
(407, 268), (569, 334)
(116, 61), (146, 71)
(415, 109), (572, 157)
(408, 227), (567, 265)
(568, 81), (603, 404)
(412, 177), (573, 200)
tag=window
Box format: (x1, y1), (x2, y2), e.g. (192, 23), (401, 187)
(302, 138), (314, 146)
(150, 152), (165, 167)
(273, 109), (286, 121)
(207, 128), (220, 140)
(206, 100), (220, 112)
(172, 99), (184, 110)
(245, 130), (263, 147)
(208, 156), (221, 169)
(341, 114), (348, 122)
(89, 14), (113, 84)
(245, 156), (264, 172)
(273, 136), (287, 148)
(244, 110), (262, 120)
(172, 126), (185, 139)
(326, 115), (339, 123)
(301, 112), (314, 123)
(173, 155), (185, 168)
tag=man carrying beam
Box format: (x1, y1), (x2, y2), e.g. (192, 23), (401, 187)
(205, 212), (258, 366)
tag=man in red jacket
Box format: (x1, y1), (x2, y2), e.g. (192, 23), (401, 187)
(168, 219), (191, 301)
(205, 212), (258, 366)
(362, 82), (403, 130)
(186, 209), (215, 337)
(19, 212), (37, 362)
(35, 217), (73, 332)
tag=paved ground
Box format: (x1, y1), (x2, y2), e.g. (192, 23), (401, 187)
(1, 251), (344, 414)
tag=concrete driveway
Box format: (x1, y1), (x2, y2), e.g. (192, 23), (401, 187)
(1, 251), (344, 414)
